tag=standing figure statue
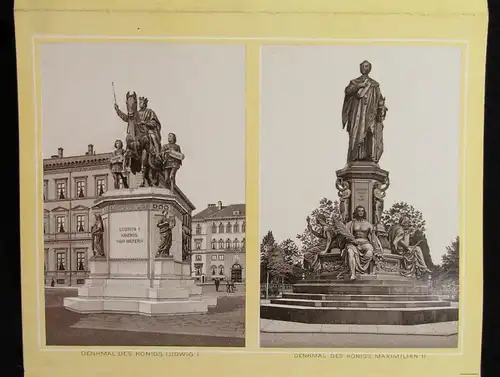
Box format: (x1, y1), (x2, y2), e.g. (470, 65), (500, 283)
(388, 216), (432, 278)
(91, 214), (105, 258)
(160, 133), (184, 191)
(156, 208), (176, 257)
(109, 139), (129, 189)
(372, 176), (390, 225)
(342, 61), (388, 163)
(336, 178), (351, 223)
(114, 91), (163, 187)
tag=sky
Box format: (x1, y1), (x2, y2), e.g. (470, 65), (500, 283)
(40, 42), (246, 212)
(259, 44), (462, 263)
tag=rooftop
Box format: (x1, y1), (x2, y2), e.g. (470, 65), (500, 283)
(43, 144), (111, 170)
(193, 203), (245, 221)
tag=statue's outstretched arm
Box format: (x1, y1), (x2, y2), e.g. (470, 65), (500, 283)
(115, 106), (128, 122)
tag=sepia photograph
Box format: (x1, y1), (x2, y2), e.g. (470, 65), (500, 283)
(259, 45), (461, 348)
(41, 42), (246, 347)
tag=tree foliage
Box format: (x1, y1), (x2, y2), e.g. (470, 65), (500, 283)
(440, 236), (459, 280)
(279, 238), (302, 266)
(296, 198), (341, 253)
(381, 201), (426, 235)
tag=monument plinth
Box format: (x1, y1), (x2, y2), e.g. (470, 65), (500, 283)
(64, 187), (215, 316)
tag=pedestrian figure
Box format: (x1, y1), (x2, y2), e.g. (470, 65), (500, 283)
(226, 280), (231, 293)
(214, 278), (220, 292)
(50, 278), (55, 287)
(230, 280), (236, 293)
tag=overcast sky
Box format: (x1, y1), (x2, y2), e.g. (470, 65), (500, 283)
(40, 42), (246, 212)
(260, 44), (462, 263)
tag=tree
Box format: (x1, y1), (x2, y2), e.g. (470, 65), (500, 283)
(279, 238), (302, 266)
(381, 201), (426, 235)
(296, 198), (341, 253)
(260, 230), (276, 282)
(440, 236), (459, 280)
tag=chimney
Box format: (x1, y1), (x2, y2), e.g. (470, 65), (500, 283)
(217, 201), (222, 210)
(86, 144), (94, 155)
(57, 147), (63, 158)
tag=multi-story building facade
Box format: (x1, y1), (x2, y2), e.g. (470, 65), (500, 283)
(43, 144), (136, 286)
(191, 202), (246, 283)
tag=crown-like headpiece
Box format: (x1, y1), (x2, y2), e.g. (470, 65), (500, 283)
(139, 96), (149, 103)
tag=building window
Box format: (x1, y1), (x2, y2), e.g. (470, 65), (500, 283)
(56, 279), (65, 285)
(211, 265), (217, 275)
(242, 222), (246, 232)
(43, 180), (48, 200)
(212, 223), (217, 233)
(56, 181), (66, 199)
(218, 255), (224, 261)
(225, 239), (231, 249)
(231, 263), (243, 283)
(226, 222), (232, 233)
(194, 264), (202, 275)
(195, 240), (201, 250)
(44, 217), (48, 234)
(196, 224), (202, 235)
(118, 175), (125, 189)
(76, 180), (86, 198)
(233, 223), (239, 233)
(242, 238), (245, 249)
(219, 265), (224, 275)
(56, 216), (66, 233)
(76, 251), (86, 271)
(76, 279), (85, 285)
(76, 215), (85, 232)
(195, 255), (202, 261)
(233, 238), (239, 249)
(218, 239), (224, 249)
(211, 255), (217, 261)
(56, 252), (66, 271)
(44, 248), (49, 271)
(218, 223), (224, 233)
(211, 239), (217, 249)
(96, 177), (106, 196)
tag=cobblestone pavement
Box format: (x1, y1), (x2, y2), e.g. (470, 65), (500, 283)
(260, 332), (458, 348)
(45, 289), (244, 347)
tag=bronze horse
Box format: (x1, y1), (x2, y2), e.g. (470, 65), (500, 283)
(124, 92), (162, 187)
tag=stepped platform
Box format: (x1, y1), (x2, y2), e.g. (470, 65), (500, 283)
(260, 274), (458, 325)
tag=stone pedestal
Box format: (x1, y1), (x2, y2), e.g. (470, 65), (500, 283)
(336, 161), (390, 248)
(336, 161), (389, 223)
(64, 187), (216, 316)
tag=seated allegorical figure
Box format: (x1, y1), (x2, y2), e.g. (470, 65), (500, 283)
(305, 205), (382, 280)
(342, 205), (383, 280)
(388, 216), (432, 278)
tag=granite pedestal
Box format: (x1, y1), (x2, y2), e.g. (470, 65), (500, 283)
(64, 187), (215, 316)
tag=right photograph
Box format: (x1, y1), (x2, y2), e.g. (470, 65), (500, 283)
(259, 44), (461, 348)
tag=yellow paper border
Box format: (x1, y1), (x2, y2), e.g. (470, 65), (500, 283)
(16, 5), (486, 377)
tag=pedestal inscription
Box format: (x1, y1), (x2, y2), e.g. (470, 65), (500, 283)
(110, 211), (148, 259)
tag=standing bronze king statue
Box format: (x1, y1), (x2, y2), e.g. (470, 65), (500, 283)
(342, 60), (388, 164)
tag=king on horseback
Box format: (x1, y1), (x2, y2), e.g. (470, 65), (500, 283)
(114, 91), (163, 187)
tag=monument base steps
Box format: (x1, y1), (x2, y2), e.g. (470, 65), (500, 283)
(64, 297), (209, 316)
(261, 274), (458, 325)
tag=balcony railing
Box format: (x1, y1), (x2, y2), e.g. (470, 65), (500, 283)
(44, 232), (92, 241)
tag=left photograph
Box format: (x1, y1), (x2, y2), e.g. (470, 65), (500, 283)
(40, 42), (246, 347)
